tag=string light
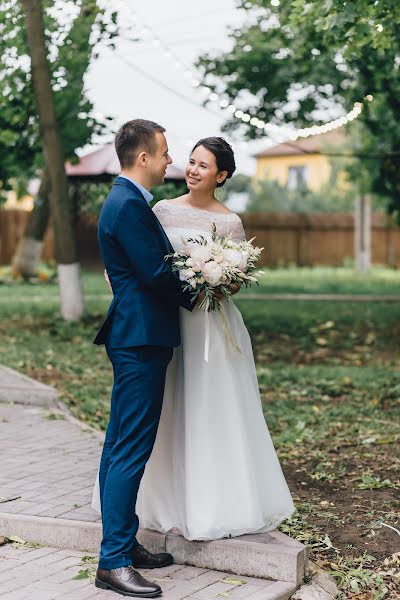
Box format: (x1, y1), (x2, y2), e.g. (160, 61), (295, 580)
(124, 8), (369, 143)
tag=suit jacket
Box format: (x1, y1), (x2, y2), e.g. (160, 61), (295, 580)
(93, 176), (194, 348)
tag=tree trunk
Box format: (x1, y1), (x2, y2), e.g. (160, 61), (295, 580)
(11, 171), (50, 277)
(22, 0), (84, 320)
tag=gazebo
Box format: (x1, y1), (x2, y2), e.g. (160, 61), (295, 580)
(63, 144), (186, 269)
(65, 143), (185, 183)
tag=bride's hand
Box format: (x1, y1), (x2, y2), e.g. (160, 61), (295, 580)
(228, 283), (241, 296)
(213, 287), (225, 300)
(214, 284), (240, 299)
(196, 284), (240, 305)
(104, 269), (112, 291)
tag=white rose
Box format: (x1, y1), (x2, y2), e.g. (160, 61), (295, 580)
(201, 261), (223, 286)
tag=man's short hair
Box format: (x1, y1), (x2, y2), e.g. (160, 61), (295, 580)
(115, 119), (166, 168)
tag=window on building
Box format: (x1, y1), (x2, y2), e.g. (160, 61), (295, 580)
(287, 166), (309, 190)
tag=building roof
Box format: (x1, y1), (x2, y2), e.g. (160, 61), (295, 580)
(253, 130), (345, 158)
(65, 144), (185, 180)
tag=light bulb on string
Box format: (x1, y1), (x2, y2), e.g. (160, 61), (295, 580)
(122, 6), (369, 144)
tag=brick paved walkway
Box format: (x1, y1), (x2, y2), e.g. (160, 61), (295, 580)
(0, 402), (101, 523)
(0, 543), (293, 600)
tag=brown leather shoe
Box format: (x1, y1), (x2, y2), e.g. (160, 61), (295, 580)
(131, 544), (173, 569)
(95, 566), (162, 597)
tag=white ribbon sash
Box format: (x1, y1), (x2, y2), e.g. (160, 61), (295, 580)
(203, 301), (242, 362)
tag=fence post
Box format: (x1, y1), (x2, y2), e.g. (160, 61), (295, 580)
(354, 195), (371, 272)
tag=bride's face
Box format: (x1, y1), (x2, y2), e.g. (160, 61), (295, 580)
(185, 145), (227, 193)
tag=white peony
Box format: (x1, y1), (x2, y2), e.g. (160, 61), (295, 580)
(222, 249), (248, 271)
(190, 245), (213, 265)
(201, 261), (223, 286)
(179, 268), (196, 282)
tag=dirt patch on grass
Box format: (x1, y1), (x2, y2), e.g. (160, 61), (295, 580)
(284, 462), (400, 558)
(26, 365), (72, 385)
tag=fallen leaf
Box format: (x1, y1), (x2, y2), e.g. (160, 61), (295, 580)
(8, 536), (27, 545)
(221, 578), (247, 586)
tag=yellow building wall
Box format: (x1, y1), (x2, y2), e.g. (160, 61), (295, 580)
(255, 154), (332, 192)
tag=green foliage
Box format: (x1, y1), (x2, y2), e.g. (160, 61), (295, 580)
(0, 0), (118, 188)
(248, 157), (359, 212)
(75, 180), (188, 218)
(198, 0), (400, 219)
(75, 181), (111, 217)
(247, 177), (353, 213)
(215, 173), (252, 204)
(151, 181), (188, 205)
(289, 0), (399, 58)
(0, 261), (56, 284)
(224, 173), (252, 195)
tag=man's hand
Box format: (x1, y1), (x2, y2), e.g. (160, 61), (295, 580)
(104, 269), (112, 291)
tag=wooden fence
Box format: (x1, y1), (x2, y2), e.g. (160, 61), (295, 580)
(1, 209), (400, 268)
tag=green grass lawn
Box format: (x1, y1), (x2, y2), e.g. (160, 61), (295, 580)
(1, 265), (400, 300)
(0, 267), (399, 598)
(240, 265), (400, 295)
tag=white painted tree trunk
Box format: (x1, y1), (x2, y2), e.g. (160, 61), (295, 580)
(354, 195), (371, 273)
(12, 238), (43, 277)
(22, 0), (85, 321)
(57, 263), (84, 321)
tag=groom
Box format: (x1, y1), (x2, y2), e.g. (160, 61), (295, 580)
(93, 119), (195, 597)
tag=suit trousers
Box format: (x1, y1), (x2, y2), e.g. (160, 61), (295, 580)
(98, 344), (173, 570)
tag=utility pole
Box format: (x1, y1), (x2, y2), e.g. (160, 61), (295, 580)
(354, 195), (371, 273)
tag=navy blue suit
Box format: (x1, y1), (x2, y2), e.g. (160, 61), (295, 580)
(94, 177), (194, 570)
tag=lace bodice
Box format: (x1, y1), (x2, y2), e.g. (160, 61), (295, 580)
(153, 200), (246, 253)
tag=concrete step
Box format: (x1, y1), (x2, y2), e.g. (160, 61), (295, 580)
(0, 513), (307, 587)
(0, 543), (298, 600)
(0, 365), (58, 407)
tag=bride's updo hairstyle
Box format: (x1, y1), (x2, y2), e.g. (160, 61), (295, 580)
(191, 137), (236, 187)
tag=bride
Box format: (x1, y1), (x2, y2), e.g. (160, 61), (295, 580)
(93, 136), (294, 540)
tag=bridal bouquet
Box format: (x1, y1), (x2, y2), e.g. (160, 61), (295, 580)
(166, 223), (263, 312)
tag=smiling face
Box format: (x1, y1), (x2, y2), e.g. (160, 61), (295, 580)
(145, 131), (172, 187)
(185, 145), (228, 193)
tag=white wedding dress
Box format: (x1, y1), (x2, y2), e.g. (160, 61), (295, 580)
(92, 200), (295, 540)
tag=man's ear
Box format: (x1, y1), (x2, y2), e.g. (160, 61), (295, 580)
(137, 151), (147, 167)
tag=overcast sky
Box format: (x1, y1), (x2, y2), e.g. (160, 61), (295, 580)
(84, 0), (267, 175)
